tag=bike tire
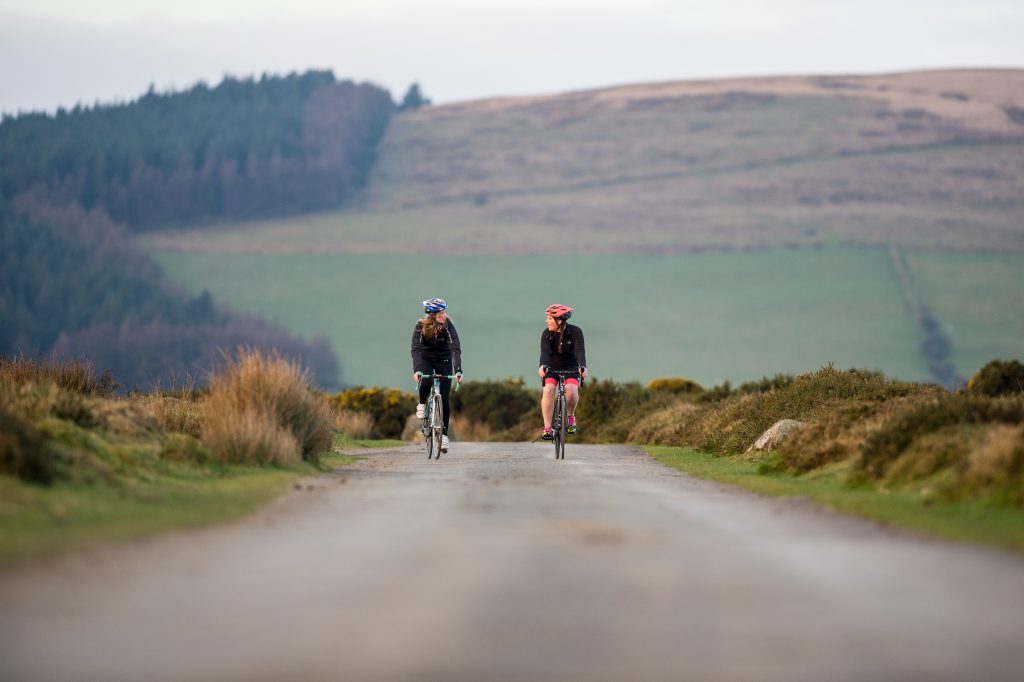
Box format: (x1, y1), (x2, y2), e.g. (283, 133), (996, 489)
(426, 419), (435, 460)
(432, 393), (443, 459)
(555, 394), (567, 460)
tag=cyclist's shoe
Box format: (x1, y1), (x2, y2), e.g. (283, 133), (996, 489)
(567, 415), (579, 434)
(441, 435), (450, 452)
(415, 404), (425, 419)
(541, 427), (554, 440)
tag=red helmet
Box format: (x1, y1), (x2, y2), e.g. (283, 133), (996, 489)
(545, 304), (573, 320)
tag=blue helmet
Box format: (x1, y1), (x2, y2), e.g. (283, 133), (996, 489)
(423, 297), (448, 313)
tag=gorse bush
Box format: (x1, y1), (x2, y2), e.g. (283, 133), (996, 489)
(576, 378), (668, 443)
(697, 373), (795, 403)
(450, 378), (536, 432)
(201, 348), (332, 464)
(631, 365), (923, 454)
(969, 359), (1024, 397)
(858, 393), (1024, 479)
(775, 392), (938, 473)
(329, 386), (416, 439)
(0, 409), (60, 485)
(647, 377), (704, 394)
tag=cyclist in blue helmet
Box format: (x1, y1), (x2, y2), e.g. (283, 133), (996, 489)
(411, 297), (463, 452)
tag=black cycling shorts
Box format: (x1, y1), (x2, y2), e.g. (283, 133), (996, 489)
(542, 369), (581, 387)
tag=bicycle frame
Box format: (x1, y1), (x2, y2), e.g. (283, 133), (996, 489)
(545, 368), (581, 460)
(417, 373), (459, 460)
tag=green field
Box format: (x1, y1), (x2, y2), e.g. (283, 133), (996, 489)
(152, 246), (1024, 389)
(906, 250), (1024, 375)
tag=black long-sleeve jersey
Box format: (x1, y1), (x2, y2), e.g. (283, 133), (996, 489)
(539, 323), (586, 370)
(411, 319), (463, 374)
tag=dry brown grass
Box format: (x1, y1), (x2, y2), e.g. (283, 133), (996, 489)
(449, 415), (493, 442)
(778, 391), (942, 472)
(400, 413), (421, 442)
(0, 354), (117, 397)
(198, 399), (301, 466)
(140, 394), (203, 438)
(628, 400), (702, 446)
(961, 425), (1024, 495)
(200, 348), (332, 464)
(330, 407), (374, 439)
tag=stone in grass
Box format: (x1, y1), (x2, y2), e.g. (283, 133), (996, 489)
(747, 419), (806, 453)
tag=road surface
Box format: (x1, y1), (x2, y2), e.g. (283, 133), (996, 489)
(2, 442), (1024, 681)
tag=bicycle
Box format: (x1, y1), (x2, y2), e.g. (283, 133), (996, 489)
(546, 368), (582, 460)
(416, 372), (460, 460)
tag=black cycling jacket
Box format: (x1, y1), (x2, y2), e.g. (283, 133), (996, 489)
(411, 319), (463, 375)
(539, 323), (586, 371)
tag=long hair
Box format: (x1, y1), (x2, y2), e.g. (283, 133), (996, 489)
(419, 313), (447, 339)
(551, 317), (568, 352)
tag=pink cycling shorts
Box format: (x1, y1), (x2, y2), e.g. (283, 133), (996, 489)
(545, 377), (579, 386)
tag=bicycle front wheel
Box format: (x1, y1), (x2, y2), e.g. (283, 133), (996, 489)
(554, 394), (567, 460)
(431, 393), (443, 459)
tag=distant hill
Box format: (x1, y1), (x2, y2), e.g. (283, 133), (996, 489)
(156, 69), (1024, 256)
(360, 68), (1024, 254)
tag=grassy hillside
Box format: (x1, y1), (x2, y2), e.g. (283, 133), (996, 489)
(152, 247), (1024, 389)
(144, 70), (1024, 388)
(148, 69), (1024, 257)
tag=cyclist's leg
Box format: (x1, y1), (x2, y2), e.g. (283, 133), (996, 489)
(439, 358), (453, 435)
(541, 380), (556, 429)
(566, 380), (580, 414)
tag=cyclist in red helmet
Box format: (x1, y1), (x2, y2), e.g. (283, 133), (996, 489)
(538, 304), (588, 440)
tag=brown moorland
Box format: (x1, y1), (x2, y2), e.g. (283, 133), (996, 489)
(148, 69), (1024, 256)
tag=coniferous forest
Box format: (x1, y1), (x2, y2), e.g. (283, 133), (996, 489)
(1, 71), (398, 388)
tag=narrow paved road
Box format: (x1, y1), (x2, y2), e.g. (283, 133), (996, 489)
(3, 442), (1024, 681)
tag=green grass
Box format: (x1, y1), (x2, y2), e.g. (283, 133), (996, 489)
(0, 462), (301, 567)
(907, 250), (1024, 379)
(646, 445), (1024, 552)
(0, 433), (401, 568)
(149, 246), (1024, 389)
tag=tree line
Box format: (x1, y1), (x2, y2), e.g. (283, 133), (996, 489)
(1, 197), (339, 388)
(0, 71), (395, 230)
(1, 70), (409, 387)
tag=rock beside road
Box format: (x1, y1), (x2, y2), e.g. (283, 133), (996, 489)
(747, 418), (806, 452)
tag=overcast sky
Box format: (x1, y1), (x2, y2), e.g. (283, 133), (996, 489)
(2, 0), (1023, 114)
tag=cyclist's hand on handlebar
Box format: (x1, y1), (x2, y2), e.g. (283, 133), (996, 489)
(580, 367), (589, 380)
(455, 372), (463, 384)
(537, 366), (547, 378)
(413, 371), (423, 384)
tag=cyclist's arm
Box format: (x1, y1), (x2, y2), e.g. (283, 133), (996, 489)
(539, 329), (552, 372)
(574, 326), (588, 376)
(411, 322), (426, 374)
(447, 319), (463, 375)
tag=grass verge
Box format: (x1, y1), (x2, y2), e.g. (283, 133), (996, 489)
(331, 433), (406, 451)
(0, 433), (398, 569)
(646, 445), (1024, 552)
(0, 462), (300, 567)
